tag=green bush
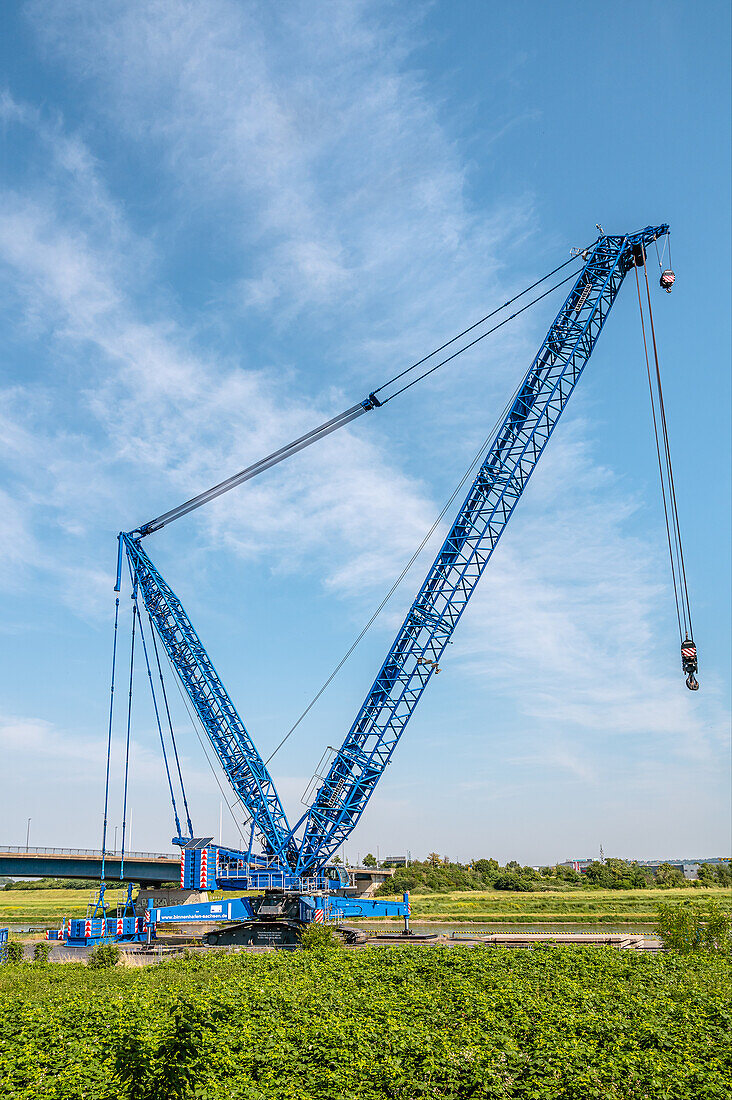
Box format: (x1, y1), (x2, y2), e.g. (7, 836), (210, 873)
(585, 858), (650, 889)
(87, 942), (120, 969)
(654, 861), (687, 887)
(112, 997), (204, 1100)
(656, 898), (731, 953)
(697, 862), (732, 887)
(32, 941), (51, 964)
(375, 858), (509, 894)
(554, 864), (582, 884)
(493, 872), (536, 891)
(5, 940), (24, 964)
(297, 922), (341, 950)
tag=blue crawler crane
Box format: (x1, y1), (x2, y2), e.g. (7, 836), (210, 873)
(104, 225), (690, 947)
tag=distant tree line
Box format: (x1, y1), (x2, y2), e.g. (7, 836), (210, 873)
(374, 857), (732, 895)
(3, 860), (730, 894)
(3, 878), (97, 891)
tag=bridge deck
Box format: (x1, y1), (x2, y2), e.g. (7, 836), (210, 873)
(0, 848), (394, 890)
(0, 847), (180, 886)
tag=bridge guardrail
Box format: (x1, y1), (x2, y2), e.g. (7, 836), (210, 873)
(0, 846), (177, 860)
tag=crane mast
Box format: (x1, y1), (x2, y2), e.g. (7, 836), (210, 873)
(121, 225), (669, 879)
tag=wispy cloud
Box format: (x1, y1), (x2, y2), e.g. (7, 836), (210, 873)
(0, 3), (726, 857)
(448, 421), (729, 768)
(0, 2), (537, 605)
(27, 0), (534, 372)
(0, 180), (440, 602)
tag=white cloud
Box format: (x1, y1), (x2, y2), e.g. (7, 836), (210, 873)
(447, 422), (729, 768)
(0, 13), (534, 603)
(0, 168), (438, 594)
(0, 3), (726, 859)
(0, 711), (160, 775)
(0, 488), (38, 573)
(27, 0), (533, 366)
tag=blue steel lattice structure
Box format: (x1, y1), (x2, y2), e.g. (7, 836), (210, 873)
(121, 533), (294, 863)
(288, 225), (668, 874)
(122, 225), (668, 882)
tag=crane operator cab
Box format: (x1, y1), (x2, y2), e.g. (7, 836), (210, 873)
(324, 864), (353, 893)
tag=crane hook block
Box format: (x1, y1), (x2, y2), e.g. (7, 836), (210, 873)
(681, 637), (699, 691)
(660, 269), (675, 293)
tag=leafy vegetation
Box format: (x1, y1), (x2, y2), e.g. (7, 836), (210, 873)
(0, 946), (729, 1098)
(3, 878), (98, 891)
(697, 861), (732, 886)
(5, 941), (23, 964)
(87, 943), (121, 969)
(31, 941), (51, 964)
(375, 856), (731, 896)
(297, 922), (341, 951)
(655, 899), (731, 954)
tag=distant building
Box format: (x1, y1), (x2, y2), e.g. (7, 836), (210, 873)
(382, 855), (409, 867)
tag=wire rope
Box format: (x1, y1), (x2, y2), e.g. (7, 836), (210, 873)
(371, 252), (582, 397)
(99, 596), (120, 887)
(265, 374), (526, 766)
(148, 615), (194, 839)
(634, 264), (683, 636)
(135, 597), (184, 841)
(654, 233), (670, 272)
(119, 599), (137, 881)
(161, 646), (248, 845)
(634, 262), (693, 643)
(378, 267), (582, 404)
(642, 260), (693, 636)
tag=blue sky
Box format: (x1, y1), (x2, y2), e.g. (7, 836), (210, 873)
(0, 1), (729, 865)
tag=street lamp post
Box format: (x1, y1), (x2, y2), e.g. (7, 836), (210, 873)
(25, 817), (31, 852)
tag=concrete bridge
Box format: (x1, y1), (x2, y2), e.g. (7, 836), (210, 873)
(0, 846), (180, 886)
(0, 847), (395, 893)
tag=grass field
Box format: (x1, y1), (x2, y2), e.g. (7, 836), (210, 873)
(376, 886), (731, 924)
(0, 887), (130, 924)
(1, 885), (729, 926)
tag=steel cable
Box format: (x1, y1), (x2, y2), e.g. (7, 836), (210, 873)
(135, 249), (587, 537)
(634, 263), (693, 642)
(119, 600), (137, 880)
(371, 252), (583, 397)
(135, 600), (185, 841)
(642, 260), (693, 637)
(99, 596), (120, 884)
(162, 644), (249, 845)
(265, 375), (525, 766)
(148, 615), (195, 839)
(379, 267), (582, 404)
